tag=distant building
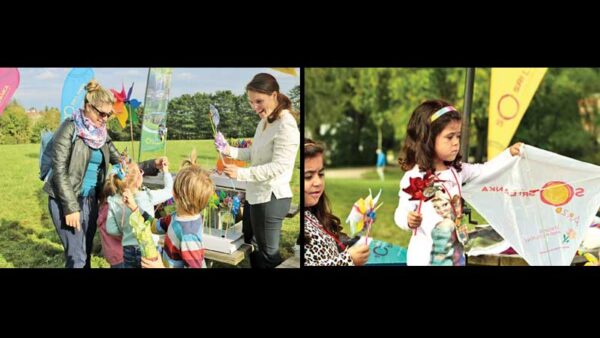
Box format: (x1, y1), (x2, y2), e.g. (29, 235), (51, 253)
(26, 108), (43, 121)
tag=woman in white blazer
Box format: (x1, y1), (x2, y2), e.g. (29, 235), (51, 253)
(216, 73), (300, 268)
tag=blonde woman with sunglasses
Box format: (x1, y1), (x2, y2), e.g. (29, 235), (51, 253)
(43, 80), (168, 268)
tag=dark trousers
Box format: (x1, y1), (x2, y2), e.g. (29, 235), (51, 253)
(243, 193), (291, 268)
(123, 245), (142, 268)
(49, 192), (98, 268)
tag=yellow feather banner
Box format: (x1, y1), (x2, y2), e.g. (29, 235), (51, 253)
(488, 68), (547, 159)
(271, 68), (298, 76)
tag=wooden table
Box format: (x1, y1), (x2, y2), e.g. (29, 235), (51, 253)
(205, 243), (254, 267)
(467, 254), (587, 266)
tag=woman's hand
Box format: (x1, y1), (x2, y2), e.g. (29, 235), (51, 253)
(223, 163), (239, 179)
(509, 142), (524, 156)
(407, 211), (423, 229)
(122, 189), (138, 211)
(160, 162), (169, 174)
(65, 212), (81, 231)
(154, 157), (169, 170)
(215, 131), (230, 156)
(348, 244), (370, 266)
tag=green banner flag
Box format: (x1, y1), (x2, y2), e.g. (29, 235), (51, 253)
(139, 68), (173, 161)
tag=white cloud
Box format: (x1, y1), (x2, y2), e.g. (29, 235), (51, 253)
(34, 69), (60, 80)
(176, 72), (194, 81)
(122, 69), (146, 76)
(13, 87), (61, 109)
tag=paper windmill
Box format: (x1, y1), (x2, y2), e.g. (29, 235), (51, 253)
(111, 83), (141, 128)
(346, 189), (383, 243)
(209, 104), (220, 128)
(232, 195), (241, 219)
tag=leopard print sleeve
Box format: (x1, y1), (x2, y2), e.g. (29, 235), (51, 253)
(304, 211), (354, 266)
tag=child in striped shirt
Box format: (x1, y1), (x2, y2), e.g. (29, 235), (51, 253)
(123, 150), (214, 268)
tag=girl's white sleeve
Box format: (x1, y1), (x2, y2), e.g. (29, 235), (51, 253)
(106, 201), (122, 236)
(394, 173), (419, 231)
(148, 172), (174, 205)
(460, 149), (513, 185)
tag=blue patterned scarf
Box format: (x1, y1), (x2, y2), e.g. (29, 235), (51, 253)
(72, 109), (107, 149)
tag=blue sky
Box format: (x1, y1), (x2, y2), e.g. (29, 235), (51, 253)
(12, 68), (300, 110)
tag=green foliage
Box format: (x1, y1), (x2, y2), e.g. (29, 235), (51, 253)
(166, 91), (260, 140)
(1, 87), (298, 144)
(0, 102), (31, 144)
(31, 108), (60, 143)
(515, 68), (600, 162)
(289, 85), (300, 112)
(306, 67), (600, 166)
(307, 68), (467, 166)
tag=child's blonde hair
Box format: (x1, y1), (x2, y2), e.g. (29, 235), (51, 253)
(173, 149), (214, 215)
(109, 161), (141, 195)
(85, 79), (115, 107)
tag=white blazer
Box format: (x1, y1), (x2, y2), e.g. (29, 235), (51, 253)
(229, 110), (300, 205)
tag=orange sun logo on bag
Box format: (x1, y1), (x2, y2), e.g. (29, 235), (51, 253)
(540, 181), (584, 206)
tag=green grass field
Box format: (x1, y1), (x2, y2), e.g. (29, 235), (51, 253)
(326, 168), (487, 248)
(0, 140), (299, 268)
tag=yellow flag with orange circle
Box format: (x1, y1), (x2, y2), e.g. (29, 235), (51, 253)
(488, 68), (547, 159)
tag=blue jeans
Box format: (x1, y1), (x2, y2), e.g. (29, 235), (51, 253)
(49, 191), (98, 268)
(123, 245), (142, 268)
(111, 262), (125, 268)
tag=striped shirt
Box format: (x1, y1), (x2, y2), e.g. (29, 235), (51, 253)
(144, 212), (205, 268)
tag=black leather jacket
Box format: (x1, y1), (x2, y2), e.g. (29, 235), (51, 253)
(43, 118), (158, 215)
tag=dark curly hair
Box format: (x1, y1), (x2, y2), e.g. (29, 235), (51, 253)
(398, 99), (463, 173)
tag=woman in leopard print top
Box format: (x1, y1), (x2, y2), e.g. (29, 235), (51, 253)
(304, 139), (370, 266)
(304, 209), (354, 266)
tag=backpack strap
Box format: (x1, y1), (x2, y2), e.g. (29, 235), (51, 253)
(68, 117), (78, 144)
(71, 128), (78, 143)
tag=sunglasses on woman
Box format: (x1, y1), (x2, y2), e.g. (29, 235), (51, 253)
(90, 104), (113, 119)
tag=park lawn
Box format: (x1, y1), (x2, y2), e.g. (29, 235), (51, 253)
(0, 140), (300, 268)
(325, 168), (488, 248)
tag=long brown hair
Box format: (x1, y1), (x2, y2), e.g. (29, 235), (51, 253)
(398, 99), (463, 173)
(246, 73), (299, 123)
(99, 178), (117, 205)
(304, 139), (343, 239)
